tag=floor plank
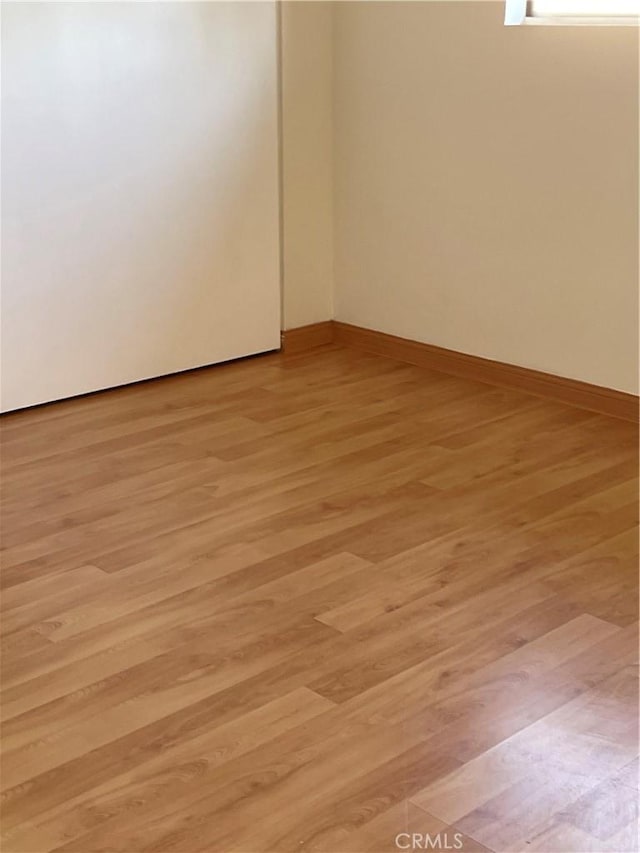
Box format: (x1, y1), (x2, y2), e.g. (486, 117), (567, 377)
(1, 344), (638, 853)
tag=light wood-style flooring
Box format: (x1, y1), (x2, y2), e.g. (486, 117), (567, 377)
(1, 344), (638, 853)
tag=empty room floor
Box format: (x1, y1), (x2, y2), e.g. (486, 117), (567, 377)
(1, 344), (638, 853)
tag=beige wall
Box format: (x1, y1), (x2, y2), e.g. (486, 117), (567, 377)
(333, 1), (639, 393)
(3, 1), (637, 401)
(281, 1), (334, 329)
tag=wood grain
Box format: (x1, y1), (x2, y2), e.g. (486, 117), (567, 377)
(1, 344), (638, 853)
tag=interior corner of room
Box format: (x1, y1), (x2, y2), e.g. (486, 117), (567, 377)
(2, 0), (638, 416)
(1, 5), (639, 852)
(281, 0), (639, 411)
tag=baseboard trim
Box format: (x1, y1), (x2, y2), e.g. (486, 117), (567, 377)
(332, 321), (639, 423)
(281, 321), (334, 354)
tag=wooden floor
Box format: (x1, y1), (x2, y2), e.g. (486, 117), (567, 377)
(1, 344), (638, 853)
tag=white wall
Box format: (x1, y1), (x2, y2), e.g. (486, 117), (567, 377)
(3, 1), (637, 402)
(280, 1), (334, 329)
(333, 1), (639, 393)
(1, 2), (281, 411)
